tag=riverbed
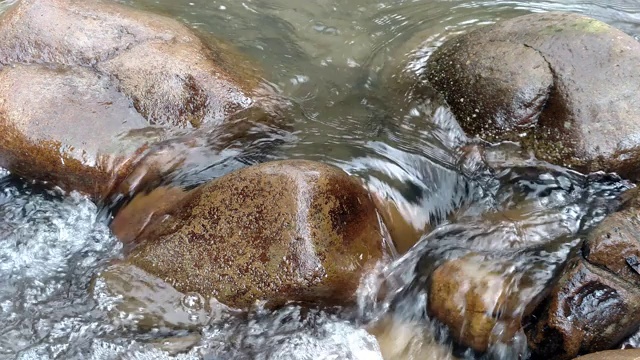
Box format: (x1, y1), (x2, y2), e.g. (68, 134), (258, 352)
(1, 0), (640, 359)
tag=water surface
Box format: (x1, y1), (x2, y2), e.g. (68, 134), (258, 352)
(1, 0), (640, 359)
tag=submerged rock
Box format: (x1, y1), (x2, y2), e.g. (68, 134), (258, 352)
(425, 12), (640, 179)
(368, 315), (457, 360)
(92, 263), (214, 330)
(526, 190), (640, 359)
(428, 255), (525, 352)
(0, 0), (278, 199)
(371, 191), (432, 254)
(110, 186), (192, 244)
(113, 160), (386, 309)
(385, 164), (628, 355)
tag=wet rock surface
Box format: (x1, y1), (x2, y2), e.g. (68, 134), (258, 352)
(381, 161), (629, 355)
(91, 263), (213, 330)
(427, 254), (526, 352)
(0, 63), (151, 199)
(0, 0), (258, 127)
(0, 0), (271, 199)
(368, 315), (457, 360)
(426, 12), (640, 179)
(114, 160), (386, 309)
(526, 190), (640, 360)
(428, 41), (553, 141)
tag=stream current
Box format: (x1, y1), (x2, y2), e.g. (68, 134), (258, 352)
(1, 0), (640, 359)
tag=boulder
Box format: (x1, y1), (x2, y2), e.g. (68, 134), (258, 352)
(114, 160), (386, 309)
(427, 255), (524, 352)
(0, 63), (153, 198)
(428, 41), (553, 140)
(527, 190), (640, 359)
(426, 12), (640, 179)
(0, 0), (277, 199)
(0, 0), (258, 127)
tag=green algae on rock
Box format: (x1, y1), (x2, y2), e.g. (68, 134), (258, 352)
(113, 160), (386, 309)
(425, 12), (640, 179)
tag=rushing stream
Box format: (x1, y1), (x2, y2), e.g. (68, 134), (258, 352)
(1, 0), (640, 359)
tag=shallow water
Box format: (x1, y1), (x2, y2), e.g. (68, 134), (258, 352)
(1, 0), (640, 359)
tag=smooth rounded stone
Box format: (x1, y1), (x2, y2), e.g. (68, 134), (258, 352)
(425, 12), (640, 179)
(116, 160), (386, 309)
(427, 255), (529, 352)
(0, 0), (282, 199)
(0, 0), (259, 128)
(526, 192), (640, 359)
(573, 349), (640, 360)
(91, 263), (215, 330)
(428, 41), (552, 141)
(0, 63), (155, 199)
(582, 190), (640, 287)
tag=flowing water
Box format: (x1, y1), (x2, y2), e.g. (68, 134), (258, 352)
(2, 0), (640, 359)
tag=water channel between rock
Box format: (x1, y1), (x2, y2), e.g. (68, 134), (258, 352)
(1, 0), (640, 359)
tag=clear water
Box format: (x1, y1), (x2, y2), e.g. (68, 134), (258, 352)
(1, 0), (640, 359)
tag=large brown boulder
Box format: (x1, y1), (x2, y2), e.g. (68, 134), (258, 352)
(0, 0), (259, 126)
(0, 0), (276, 199)
(527, 190), (640, 359)
(426, 12), (640, 179)
(0, 63), (152, 198)
(112, 160), (386, 309)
